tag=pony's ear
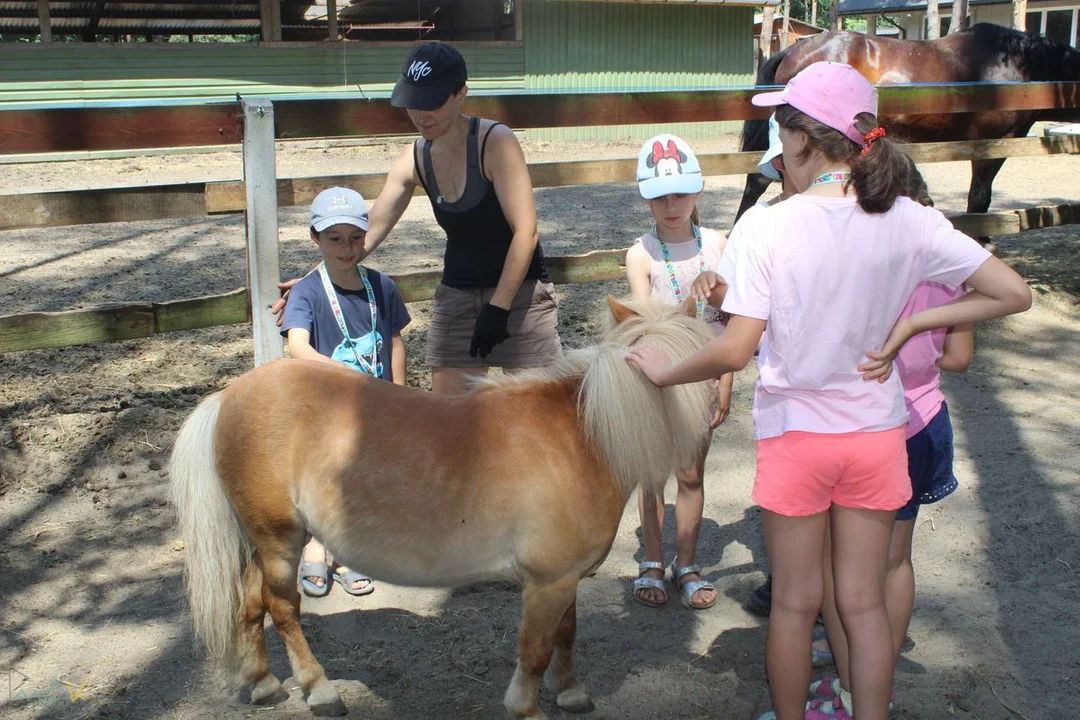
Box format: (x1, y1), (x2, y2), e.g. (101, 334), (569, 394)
(607, 296), (638, 324)
(679, 296), (698, 317)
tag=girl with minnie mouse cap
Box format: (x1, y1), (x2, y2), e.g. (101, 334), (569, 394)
(623, 133), (732, 611)
(624, 62), (1030, 720)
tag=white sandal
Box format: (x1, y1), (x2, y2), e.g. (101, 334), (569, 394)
(632, 560), (667, 608)
(670, 561), (717, 610)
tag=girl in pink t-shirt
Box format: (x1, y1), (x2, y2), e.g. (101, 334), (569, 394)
(624, 133), (732, 611)
(626, 62), (1030, 720)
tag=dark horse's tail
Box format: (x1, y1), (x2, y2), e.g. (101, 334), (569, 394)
(734, 48), (789, 224)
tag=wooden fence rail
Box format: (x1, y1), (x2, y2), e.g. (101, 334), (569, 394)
(3, 203), (1078, 355)
(2, 81), (1079, 155)
(4, 135), (1080, 231)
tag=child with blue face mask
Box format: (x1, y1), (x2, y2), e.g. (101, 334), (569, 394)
(281, 186), (411, 597)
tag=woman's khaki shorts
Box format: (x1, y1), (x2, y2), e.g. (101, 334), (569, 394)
(426, 280), (563, 369)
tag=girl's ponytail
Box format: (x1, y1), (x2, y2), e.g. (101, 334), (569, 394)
(849, 113), (914, 213)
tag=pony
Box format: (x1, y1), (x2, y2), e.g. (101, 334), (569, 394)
(735, 23), (1080, 224)
(169, 296), (715, 719)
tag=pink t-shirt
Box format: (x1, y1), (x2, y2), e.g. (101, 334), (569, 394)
(635, 228), (727, 335)
(721, 194), (990, 440)
(894, 282), (966, 439)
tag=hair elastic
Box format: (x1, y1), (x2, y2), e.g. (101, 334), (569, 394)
(861, 127), (887, 154)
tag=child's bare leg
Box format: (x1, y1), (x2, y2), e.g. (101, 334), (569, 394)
(830, 506), (896, 720)
(821, 517), (851, 690)
(672, 447), (716, 608)
(635, 488), (667, 604)
(432, 367), (488, 395)
(763, 509), (828, 720)
(301, 537), (328, 589)
(886, 518), (917, 660)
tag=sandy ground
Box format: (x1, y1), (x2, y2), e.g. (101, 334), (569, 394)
(0, 137), (1078, 720)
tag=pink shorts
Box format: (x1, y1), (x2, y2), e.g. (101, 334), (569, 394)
(753, 427), (912, 517)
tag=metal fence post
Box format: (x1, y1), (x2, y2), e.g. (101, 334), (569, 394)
(242, 97), (284, 366)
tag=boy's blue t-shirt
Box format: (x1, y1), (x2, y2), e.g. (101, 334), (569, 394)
(280, 266), (410, 377)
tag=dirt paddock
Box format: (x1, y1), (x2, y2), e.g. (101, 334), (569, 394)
(0, 136), (1078, 719)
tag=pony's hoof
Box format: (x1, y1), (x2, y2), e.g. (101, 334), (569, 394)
(556, 686), (594, 714)
(306, 682), (347, 717)
(250, 675), (288, 705)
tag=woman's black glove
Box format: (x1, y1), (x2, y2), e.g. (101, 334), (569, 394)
(470, 303), (511, 358)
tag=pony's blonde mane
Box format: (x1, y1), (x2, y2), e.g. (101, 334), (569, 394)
(481, 298), (715, 498)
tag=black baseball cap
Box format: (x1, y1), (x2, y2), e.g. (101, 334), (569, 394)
(390, 43), (468, 111)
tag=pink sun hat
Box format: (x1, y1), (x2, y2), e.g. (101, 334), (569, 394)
(751, 61), (878, 146)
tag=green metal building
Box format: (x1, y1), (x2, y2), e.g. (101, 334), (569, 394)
(0, 1), (757, 140)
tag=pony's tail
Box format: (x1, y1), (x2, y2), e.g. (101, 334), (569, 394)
(169, 392), (252, 671)
(740, 48), (788, 154)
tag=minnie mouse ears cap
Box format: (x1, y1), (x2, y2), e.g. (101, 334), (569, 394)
(636, 133), (704, 200)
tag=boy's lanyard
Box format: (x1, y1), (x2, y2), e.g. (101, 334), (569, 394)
(317, 263), (381, 377)
(655, 223), (707, 319)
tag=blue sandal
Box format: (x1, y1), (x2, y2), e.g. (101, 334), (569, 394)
(671, 561), (717, 610)
(298, 560), (331, 597)
(332, 568), (375, 597)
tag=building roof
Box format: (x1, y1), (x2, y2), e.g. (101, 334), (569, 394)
(753, 14), (825, 34)
(837, 0), (1009, 15)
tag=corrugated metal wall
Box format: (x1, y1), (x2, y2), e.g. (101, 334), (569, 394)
(0, 42), (524, 105)
(522, 0), (754, 140)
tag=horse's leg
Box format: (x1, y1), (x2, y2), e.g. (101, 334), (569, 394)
(969, 157), (1008, 250)
(504, 576), (580, 720)
(734, 173), (773, 224)
(542, 595), (593, 713)
(237, 552), (289, 705)
(259, 544), (347, 716)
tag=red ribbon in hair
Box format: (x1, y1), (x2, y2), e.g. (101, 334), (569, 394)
(861, 127), (887, 154)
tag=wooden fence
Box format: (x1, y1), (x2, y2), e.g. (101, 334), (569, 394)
(2, 82), (1080, 357)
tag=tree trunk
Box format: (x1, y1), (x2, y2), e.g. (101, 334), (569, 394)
(812, 0), (819, 28)
(926, 0), (941, 39)
(760, 4), (776, 59)
(867, 14), (877, 36)
(949, 0), (969, 33)
(1013, 0), (1028, 31)
(782, 0), (791, 47)
(828, 0), (839, 31)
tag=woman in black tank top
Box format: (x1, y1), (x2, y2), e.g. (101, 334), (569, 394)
(353, 43), (561, 394)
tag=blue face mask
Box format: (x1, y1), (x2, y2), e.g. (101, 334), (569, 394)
(331, 330), (384, 377)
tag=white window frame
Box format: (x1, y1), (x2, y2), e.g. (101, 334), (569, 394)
(1027, 5), (1079, 47)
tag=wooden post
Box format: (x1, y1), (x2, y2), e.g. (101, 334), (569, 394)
(949, 0), (969, 33)
(760, 4), (776, 60)
(926, 0), (941, 39)
(867, 14), (877, 35)
(828, 0), (839, 31)
(270, 0), (282, 41)
(1013, 0), (1028, 30)
(327, 0), (339, 41)
(36, 0), (51, 43)
(241, 99), (284, 366)
(259, 0), (272, 41)
(514, 0), (524, 40)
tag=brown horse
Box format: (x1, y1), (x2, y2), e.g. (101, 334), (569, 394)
(735, 23), (1080, 223)
(169, 297), (715, 719)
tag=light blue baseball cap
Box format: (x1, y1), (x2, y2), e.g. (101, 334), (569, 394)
(758, 115), (783, 181)
(310, 187), (369, 232)
(636, 134), (704, 200)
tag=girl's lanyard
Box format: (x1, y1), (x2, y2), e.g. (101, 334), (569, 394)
(655, 223), (707, 319)
(317, 263), (382, 377)
(809, 171), (851, 189)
